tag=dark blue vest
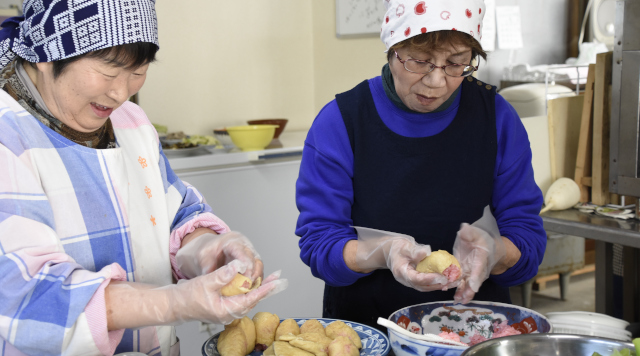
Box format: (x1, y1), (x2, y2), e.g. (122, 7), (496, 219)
(323, 76), (511, 330)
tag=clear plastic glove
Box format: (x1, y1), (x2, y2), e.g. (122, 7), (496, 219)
(453, 206), (506, 304)
(176, 231), (263, 281)
(353, 226), (449, 292)
(108, 260), (289, 328)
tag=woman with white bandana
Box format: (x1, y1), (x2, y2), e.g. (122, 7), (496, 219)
(296, 0), (546, 329)
(0, 1), (287, 355)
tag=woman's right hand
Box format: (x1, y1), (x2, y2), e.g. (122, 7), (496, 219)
(384, 238), (451, 292)
(106, 260), (288, 330)
(169, 260), (288, 325)
(350, 226), (449, 292)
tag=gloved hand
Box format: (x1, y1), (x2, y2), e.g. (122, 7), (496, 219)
(169, 260), (287, 325)
(453, 206), (506, 304)
(176, 231), (263, 281)
(353, 226), (449, 292)
(106, 260), (288, 329)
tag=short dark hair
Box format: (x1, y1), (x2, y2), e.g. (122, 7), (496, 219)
(387, 31), (487, 63)
(21, 42), (158, 79)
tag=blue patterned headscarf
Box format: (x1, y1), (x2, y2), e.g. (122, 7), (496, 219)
(0, 0), (159, 69)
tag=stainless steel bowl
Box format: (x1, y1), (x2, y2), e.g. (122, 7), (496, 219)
(461, 333), (636, 356)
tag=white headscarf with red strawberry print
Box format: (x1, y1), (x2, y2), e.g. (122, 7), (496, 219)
(380, 0), (486, 52)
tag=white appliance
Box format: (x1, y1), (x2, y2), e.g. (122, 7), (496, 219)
(590, 0), (616, 50)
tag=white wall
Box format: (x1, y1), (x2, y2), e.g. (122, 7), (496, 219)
(139, 1), (316, 134)
(311, 2), (387, 114)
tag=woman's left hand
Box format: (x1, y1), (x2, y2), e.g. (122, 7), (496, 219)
(452, 223), (506, 304)
(176, 231), (264, 282)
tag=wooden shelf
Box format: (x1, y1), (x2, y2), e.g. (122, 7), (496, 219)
(533, 264), (596, 291)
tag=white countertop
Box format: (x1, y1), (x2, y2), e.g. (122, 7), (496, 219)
(167, 130), (307, 172)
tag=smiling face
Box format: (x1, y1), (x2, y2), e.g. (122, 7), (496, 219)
(389, 43), (472, 113)
(29, 57), (149, 132)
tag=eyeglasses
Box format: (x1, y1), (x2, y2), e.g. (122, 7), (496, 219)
(394, 51), (478, 78)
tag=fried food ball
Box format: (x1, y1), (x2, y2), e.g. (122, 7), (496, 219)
(289, 333), (333, 356)
(221, 273), (254, 297)
(278, 333), (298, 342)
(253, 312), (281, 347)
(325, 321), (362, 349)
(272, 341), (315, 356)
(327, 336), (359, 356)
(416, 250), (461, 282)
(226, 316), (256, 353)
(217, 326), (247, 356)
(276, 319), (301, 341)
(295, 333), (333, 349)
(300, 319), (326, 336)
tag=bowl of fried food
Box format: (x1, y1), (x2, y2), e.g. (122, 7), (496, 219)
(203, 314), (390, 356)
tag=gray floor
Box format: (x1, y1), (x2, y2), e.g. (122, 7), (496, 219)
(509, 270), (596, 316)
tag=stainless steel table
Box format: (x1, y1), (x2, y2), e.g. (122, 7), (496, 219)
(541, 209), (640, 323)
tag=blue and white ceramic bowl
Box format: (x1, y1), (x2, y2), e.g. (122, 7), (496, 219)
(202, 317), (390, 356)
(387, 301), (552, 356)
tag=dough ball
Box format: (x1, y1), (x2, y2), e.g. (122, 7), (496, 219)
(276, 319), (301, 340)
(226, 316), (256, 353)
(251, 276), (262, 290)
(290, 333), (334, 355)
(327, 336), (359, 356)
(296, 333), (333, 349)
(278, 333), (299, 342)
(253, 312), (281, 347)
(272, 341), (315, 356)
(217, 326), (247, 356)
(300, 319), (325, 336)
(221, 273), (254, 297)
(416, 250), (461, 282)
(325, 321), (362, 349)
(289, 337), (328, 356)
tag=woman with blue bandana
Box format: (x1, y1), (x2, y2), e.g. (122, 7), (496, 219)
(296, 0), (547, 330)
(0, 1), (287, 355)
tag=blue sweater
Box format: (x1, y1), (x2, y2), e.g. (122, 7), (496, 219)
(295, 76), (546, 288)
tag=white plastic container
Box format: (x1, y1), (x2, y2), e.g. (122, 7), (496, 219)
(499, 83), (575, 118)
(546, 311), (631, 341)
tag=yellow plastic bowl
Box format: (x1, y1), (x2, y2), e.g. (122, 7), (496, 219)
(226, 125), (278, 151)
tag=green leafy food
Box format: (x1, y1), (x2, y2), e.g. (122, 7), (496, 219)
(183, 135), (220, 146)
(591, 338), (640, 356)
